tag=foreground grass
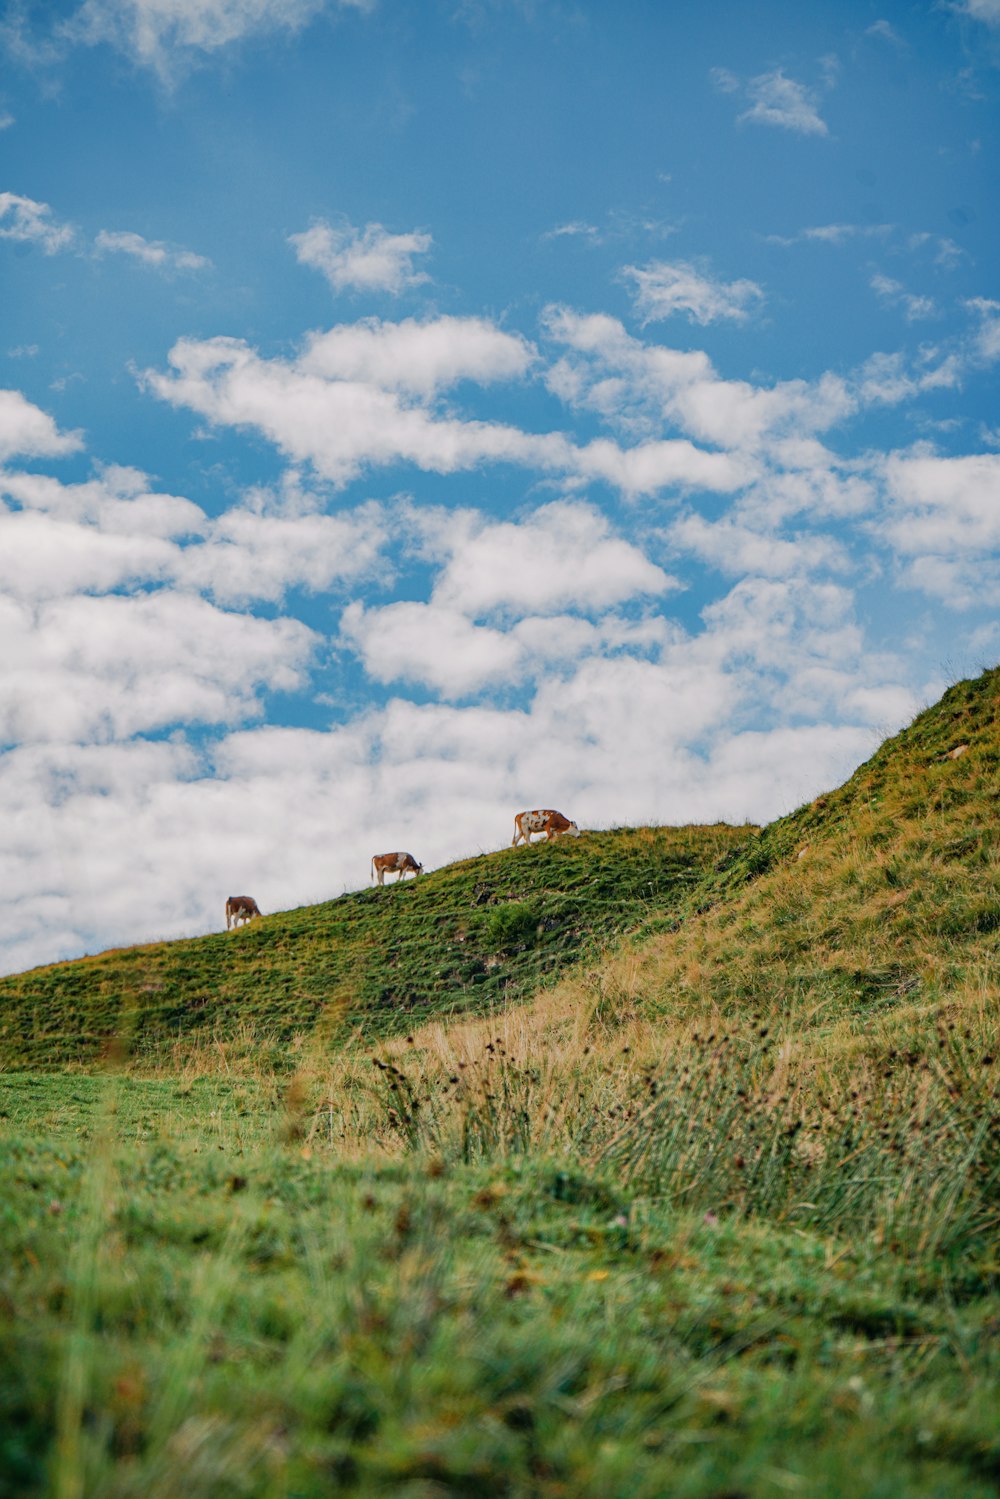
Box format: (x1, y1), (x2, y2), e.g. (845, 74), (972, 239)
(2, 992), (998, 1499)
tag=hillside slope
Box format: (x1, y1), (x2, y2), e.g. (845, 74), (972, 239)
(575, 664), (998, 1040)
(0, 823), (745, 1068)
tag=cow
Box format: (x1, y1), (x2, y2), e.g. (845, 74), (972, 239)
(371, 851), (423, 886)
(226, 895), (262, 929)
(512, 809), (581, 846)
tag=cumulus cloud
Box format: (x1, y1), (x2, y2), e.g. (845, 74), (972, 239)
(341, 600), (522, 697)
(420, 499), (675, 618)
(95, 229), (210, 271)
(289, 220), (432, 295)
(544, 306), (853, 453)
(298, 316), (534, 394)
(144, 320), (743, 496)
(966, 298), (1000, 363)
(669, 512), (849, 578)
(67, 0), (373, 81)
(0, 191), (75, 253)
(144, 330), (555, 486)
(958, 0), (1000, 25)
(0, 389), (82, 460)
(877, 450), (1000, 606)
(0, 590), (317, 745)
(338, 500), (678, 699)
(623, 259), (764, 325)
(870, 273), (936, 322)
(177, 502), (390, 603)
(0, 458), (396, 607)
(738, 69), (829, 135)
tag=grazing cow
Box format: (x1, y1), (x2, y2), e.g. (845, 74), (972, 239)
(512, 809), (581, 846)
(371, 851), (423, 886)
(226, 895), (261, 929)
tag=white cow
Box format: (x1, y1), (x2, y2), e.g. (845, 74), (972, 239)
(512, 809), (581, 846)
(226, 895), (261, 929)
(371, 852), (423, 886)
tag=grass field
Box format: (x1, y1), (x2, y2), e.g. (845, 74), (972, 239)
(0, 667), (997, 1497)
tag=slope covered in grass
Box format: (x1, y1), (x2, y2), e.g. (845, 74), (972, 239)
(596, 664), (1000, 1037)
(0, 824), (745, 1069)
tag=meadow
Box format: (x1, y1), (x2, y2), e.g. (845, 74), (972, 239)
(0, 668), (997, 1497)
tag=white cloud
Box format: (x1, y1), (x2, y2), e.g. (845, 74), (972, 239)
(765, 223), (893, 247)
(669, 512), (848, 578)
(881, 450), (1000, 553)
(541, 220), (601, 240)
(709, 66), (740, 94)
(145, 321), (743, 496)
(870, 272), (936, 322)
(738, 69), (829, 136)
(0, 509), (180, 600)
(95, 228), (210, 271)
(0, 192), (75, 253)
(340, 600), (523, 696)
(178, 502), (390, 603)
(422, 499), (675, 618)
(0, 111), (14, 130)
(965, 297), (1000, 362)
(865, 19), (906, 47)
(0, 460), (397, 607)
(958, 0), (1000, 25)
(68, 0), (373, 80)
(622, 259), (764, 326)
(298, 316), (534, 394)
(545, 306), (853, 453)
(289, 220), (432, 295)
(0, 590), (317, 745)
(144, 330), (553, 485)
(0, 389), (83, 460)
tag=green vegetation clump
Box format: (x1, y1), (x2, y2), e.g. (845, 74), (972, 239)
(0, 666), (997, 1497)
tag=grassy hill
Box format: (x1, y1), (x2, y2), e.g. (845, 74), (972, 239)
(582, 660), (1000, 1040)
(0, 667), (997, 1499)
(0, 823), (747, 1069)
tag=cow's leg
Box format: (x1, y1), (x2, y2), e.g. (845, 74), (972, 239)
(377, 867), (384, 886)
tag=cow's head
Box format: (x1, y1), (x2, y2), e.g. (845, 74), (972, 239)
(568, 822), (581, 837)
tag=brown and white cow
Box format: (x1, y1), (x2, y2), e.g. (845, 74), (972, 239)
(226, 895), (262, 929)
(371, 851), (423, 886)
(512, 809), (581, 846)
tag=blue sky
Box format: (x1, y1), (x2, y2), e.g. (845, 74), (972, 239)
(1, 0), (998, 974)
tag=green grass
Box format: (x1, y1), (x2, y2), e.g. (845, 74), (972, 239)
(2, 1075), (998, 1499)
(0, 666), (998, 1497)
(584, 665), (1000, 1037)
(0, 824), (746, 1070)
